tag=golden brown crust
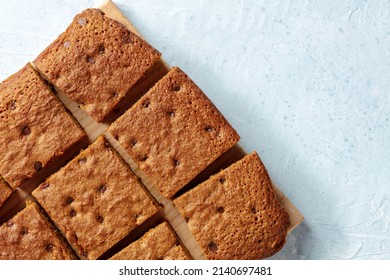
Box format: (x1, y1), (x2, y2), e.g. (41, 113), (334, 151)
(0, 177), (12, 208)
(0, 201), (76, 260)
(0, 63), (86, 189)
(33, 136), (160, 260)
(109, 67), (240, 197)
(34, 8), (161, 122)
(110, 221), (192, 260)
(174, 152), (290, 260)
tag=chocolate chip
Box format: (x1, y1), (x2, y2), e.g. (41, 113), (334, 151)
(96, 215), (104, 224)
(207, 241), (218, 252)
(81, 251), (88, 257)
(172, 85), (181, 92)
(69, 209), (77, 217)
(98, 44), (105, 54)
(251, 207), (257, 214)
(66, 196), (74, 205)
(185, 217), (190, 222)
(86, 56), (95, 64)
(34, 161), (43, 171)
(130, 139), (137, 146)
(140, 155), (148, 161)
(20, 227), (28, 236)
(217, 207), (225, 213)
(22, 125), (31, 135)
(98, 185), (107, 193)
(173, 159), (180, 166)
(205, 126), (212, 132)
(121, 33), (131, 44)
(219, 177), (226, 184)
(45, 244), (54, 252)
(142, 100), (150, 108)
(8, 101), (16, 110)
(168, 111), (175, 117)
(41, 182), (50, 189)
(6, 221), (14, 227)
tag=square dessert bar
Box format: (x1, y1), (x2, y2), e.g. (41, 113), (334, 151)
(0, 177), (13, 208)
(0, 201), (76, 260)
(33, 136), (160, 260)
(109, 67), (240, 198)
(110, 221), (192, 260)
(34, 8), (161, 122)
(174, 152), (290, 260)
(0, 63), (86, 189)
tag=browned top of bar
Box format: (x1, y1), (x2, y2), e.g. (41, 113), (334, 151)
(0, 201), (76, 260)
(33, 136), (160, 260)
(109, 67), (240, 197)
(0, 63), (86, 189)
(110, 221), (192, 260)
(34, 8), (161, 122)
(174, 152), (290, 260)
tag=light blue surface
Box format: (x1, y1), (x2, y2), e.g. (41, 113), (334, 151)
(1, 0), (389, 259)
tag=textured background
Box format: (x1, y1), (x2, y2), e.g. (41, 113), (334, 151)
(1, 0), (389, 259)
